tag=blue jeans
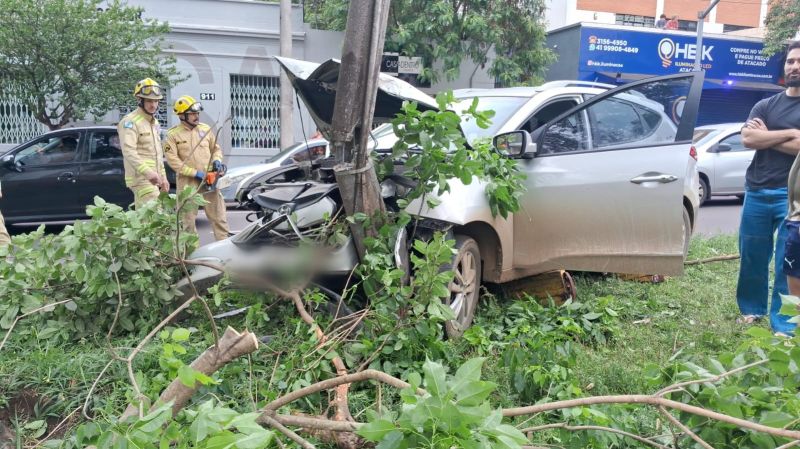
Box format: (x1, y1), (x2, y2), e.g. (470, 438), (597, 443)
(736, 187), (795, 334)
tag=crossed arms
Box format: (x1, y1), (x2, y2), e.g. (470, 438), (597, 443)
(742, 117), (800, 155)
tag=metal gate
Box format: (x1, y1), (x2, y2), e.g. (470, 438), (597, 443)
(230, 74), (281, 150)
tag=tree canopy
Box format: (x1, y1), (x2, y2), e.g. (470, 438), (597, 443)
(305, 0), (556, 86)
(763, 0), (800, 55)
(0, 0), (183, 130)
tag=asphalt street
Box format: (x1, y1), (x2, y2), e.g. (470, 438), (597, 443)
(195, 197), (746, 246)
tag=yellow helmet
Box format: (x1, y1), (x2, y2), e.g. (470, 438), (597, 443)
(173, 95), (203, 115)
(133, 78), (164, 100)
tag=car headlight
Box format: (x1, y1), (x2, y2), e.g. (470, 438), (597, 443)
(225, 173), (253, 188)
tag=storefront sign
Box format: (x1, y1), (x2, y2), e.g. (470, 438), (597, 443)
(579, 26), (782, 83)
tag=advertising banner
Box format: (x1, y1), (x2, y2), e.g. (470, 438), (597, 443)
(579, 26), (782, 84)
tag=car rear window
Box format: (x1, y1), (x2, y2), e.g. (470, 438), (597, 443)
(693, 129), (718, 144)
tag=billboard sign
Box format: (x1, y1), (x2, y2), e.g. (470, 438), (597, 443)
(579, 26), (782, 84)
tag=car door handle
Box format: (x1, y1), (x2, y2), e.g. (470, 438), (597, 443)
(57, 171), (75, 182)
(630, 173), (678, 184)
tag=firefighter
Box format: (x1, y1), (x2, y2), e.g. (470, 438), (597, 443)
(164, 95), (230, 241)
(117, 78), (170, 208)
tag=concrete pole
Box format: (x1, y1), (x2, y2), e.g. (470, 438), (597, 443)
(694, 0), (722, 71)
(279, 0), (293, 149)
(329, 0), (392, 261)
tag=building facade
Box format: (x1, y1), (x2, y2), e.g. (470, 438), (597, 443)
(546, 22), (784, 126)
(0, 0), (495, 166)
(545, 0), (771, 33)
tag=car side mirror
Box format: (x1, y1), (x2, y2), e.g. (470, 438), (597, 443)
(493, 130), (536, 159)
(1, 154), (20, 172)
(714, 143), (732, 152)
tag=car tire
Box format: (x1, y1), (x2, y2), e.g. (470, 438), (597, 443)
(441, 235), (481, 339)
(698, 176), (710, 206)
(682, 207), (692, 258)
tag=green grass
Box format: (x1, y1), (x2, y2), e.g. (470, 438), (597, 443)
(569, 234), (747, 396)
(0, 233), (760, 447)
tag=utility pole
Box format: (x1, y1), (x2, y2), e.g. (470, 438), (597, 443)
(694, 0), (722, 71)
(279, 0), (293, 149)
(329, 0), (392, 260)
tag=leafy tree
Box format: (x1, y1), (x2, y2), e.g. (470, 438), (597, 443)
(763, 0), (800, 55)
(0, 0), (183, 130)
(305, 0), (556, 86)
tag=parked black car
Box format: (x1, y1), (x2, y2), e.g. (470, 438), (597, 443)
(0, 126), (176, 227)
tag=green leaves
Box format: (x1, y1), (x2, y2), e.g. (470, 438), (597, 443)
(0, 193), (196, 345)
(307, 0), (555, 86)
(360, 358), (526, 449)
(0, 0), (185, 129)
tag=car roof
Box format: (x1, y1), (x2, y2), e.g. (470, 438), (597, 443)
(453, 84), (608, 99)
(695, 122), (744, 131)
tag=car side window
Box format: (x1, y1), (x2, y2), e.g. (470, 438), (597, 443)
(521, 98), (579, 133)
(540, 77), (690, 155)
(89, 132), (123, 160)
(719, 133), (748, 152)
(587, 98), (651, 148)
(16, 133), (81, 166)
(540, 110), (590, 155)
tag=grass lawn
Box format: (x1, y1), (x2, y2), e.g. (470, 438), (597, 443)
(2, 233), (775, 447)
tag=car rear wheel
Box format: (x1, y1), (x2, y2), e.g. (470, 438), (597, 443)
(442, 235), (481, 339)
(698, 177), (710, 206)
(683, 207), (692, 258)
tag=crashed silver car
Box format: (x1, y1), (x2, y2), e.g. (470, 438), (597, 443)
(182, 57), (704, 337)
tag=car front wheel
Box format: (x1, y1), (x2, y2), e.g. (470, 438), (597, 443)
(698, 177), (710, 206)
(442, 235), (481, 339)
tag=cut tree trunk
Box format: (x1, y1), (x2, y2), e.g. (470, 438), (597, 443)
(120, 326), (259, 421)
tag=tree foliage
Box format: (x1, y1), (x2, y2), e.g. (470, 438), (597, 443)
(763, 0), (800, 55)
(305, 0), (555, 86)
(0, 0), (184, 130)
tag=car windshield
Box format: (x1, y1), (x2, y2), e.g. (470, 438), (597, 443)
(264, 141), (307, 163)
(452, 96), (528, 145)
(370, 95), (528, 151)
(693, 129), (721, 146)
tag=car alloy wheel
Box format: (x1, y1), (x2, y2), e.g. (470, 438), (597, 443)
(442, 235), (481, 339)
(698, 177), (710, 206)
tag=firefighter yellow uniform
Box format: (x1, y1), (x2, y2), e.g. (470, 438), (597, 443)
(164, 122), (230, 241)
(118, 108), (167, 207)
(0, 181), (10, 247)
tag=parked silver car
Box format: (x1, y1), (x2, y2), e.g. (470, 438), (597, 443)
(182, 58), (704, 336)
(220, 139), (329, 202)
(693, 122), (750, 205)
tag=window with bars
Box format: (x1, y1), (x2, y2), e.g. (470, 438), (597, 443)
(0, 87), (46, 145)
(230, 74), (280, 149)
(615, 14), (655, 28)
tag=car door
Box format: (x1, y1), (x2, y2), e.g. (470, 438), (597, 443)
(0, 131), (84, 222)
(514, 72), (703, 276)
(709, 132), (752, 195)
(76, 130), (133, 209)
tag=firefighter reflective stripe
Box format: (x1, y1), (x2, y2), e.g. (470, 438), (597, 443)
(180, 166), (197, 177)
(134, 185), (158, 199)
(137, 159), (157, 174)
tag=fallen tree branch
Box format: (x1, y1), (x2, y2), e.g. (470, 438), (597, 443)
(0, 298), (75, 352)
(658, 406), (714, 449)
(120, 326), (258, 420)
(261, 414), (316, 449)
(521, 423), (671, 449)
(684, 254), (739, 266)
(502, 395), (800, 440)
(654, 359), (769, 397)
(261, 369), (425, 413)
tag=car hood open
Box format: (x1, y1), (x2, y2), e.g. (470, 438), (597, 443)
(275, 57), (439, 136)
